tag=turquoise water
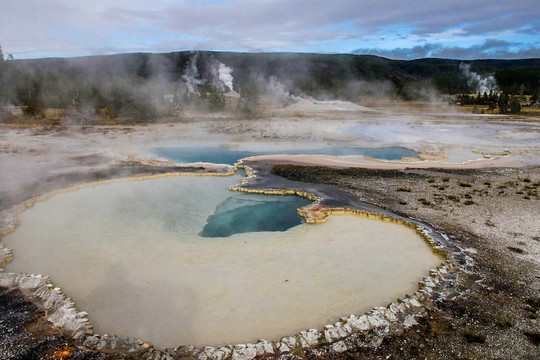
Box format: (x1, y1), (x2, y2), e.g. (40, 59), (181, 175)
(153, 146), (418, 165)
(201, 194), (311, 237)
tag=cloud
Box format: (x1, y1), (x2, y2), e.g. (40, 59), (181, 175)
(479, 39), (514, 50)
(353, 39), (540, 60)
(0, 0), (539, 58)
(352, 44), (442, 59)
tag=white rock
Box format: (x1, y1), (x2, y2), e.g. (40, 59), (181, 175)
(331, 341), (349, 353)
(367, 313), (389, 329)
(255, 339), (273, 355)
(346, 315), (371, 331)
(403, 315), (419, 328)
(324, 325), (340, 343)
(383, 308), (398, 322)
(298, 329), (321, 348)
(281, 336), (297, 349)
(198, 346), (216, 360)
(335, 322), (351, 337)
(407, 297), (422, 308)
(276, 341), (290, 353)
(231, 344), (257, 360)
(341, 322), (353, 334)
(389, 302), (406, 315)
(214, 347), (232, 360)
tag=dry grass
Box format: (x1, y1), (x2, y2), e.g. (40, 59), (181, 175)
(1, 108), (150, 126)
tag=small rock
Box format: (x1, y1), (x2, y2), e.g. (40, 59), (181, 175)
(255, 339), (274, 355)
(403, 315), (419, 328)
(298, 329), (321, 348)
(331, 340), (349, 353)
(346, 315), (371, 331)
(231, 343), (257, 360)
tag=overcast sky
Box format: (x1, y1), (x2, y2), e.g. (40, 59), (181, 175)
(1, 0), (539, 60)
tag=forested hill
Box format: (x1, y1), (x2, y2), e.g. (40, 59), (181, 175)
(10, 51), (540, 97)
(1, 51), (539, 121)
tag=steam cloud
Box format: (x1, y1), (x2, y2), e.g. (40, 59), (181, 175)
(181, 54), (203, 93)
(218, 63), (234, 92)
(264, 76), (300, 103)
(180, 55), (235, 93)
(459, 63), (499, 94)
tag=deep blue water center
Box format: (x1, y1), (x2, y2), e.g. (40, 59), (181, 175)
(153, 146), (418, 165)
(152, 145), (417, 237)
(200, 194), (312, 237)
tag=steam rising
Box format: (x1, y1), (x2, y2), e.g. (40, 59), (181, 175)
(218, 63), (234, 91)
(3, 50), (524, 124)
(459, 63), (499, 94)
(181, 54), (203, 93)
(264, 76), (300, 103)
(180, 55), (235, 94)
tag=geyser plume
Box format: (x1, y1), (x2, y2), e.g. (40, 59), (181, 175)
(459, 63), (499, 94)
(218, 63), (234, 92)
(181, 54), (235, 93)
(181, 54), (204, 93)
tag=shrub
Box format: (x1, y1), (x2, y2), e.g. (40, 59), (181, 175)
(463, 328), (486, 343)
(397, 187), (412, 192)
(17, 77), (46, 117)
(509, 96), (521, 114)
(507, 246), (526, 254)
(524, 331), (540, 345)
(197, 84), (225, 111)
(238, 83), (259, 114)
(495, 316), (514, 329)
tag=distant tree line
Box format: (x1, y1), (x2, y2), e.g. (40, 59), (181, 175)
(0, 49), (237, 121)
(456, 92), (525, 114)
(1, 49), (540, 121)
(495, 68), (540, 95)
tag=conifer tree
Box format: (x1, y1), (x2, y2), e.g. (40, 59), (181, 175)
(509, 96), (521, 114)
(498, 93), (509, 114)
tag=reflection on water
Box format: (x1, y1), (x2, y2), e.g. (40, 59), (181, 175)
(3, 175), (441, 348)
(154, 145), (418, 165)
(200, 194), (311, 237)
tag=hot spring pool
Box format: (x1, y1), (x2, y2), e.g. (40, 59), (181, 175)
(153, 145), (418, 165)
(3, 173), (441, 348)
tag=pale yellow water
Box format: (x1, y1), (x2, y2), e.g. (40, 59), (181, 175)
(3, 175), (441, 348)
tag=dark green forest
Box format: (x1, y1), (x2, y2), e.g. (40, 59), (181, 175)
(1, 49), (539, 121)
